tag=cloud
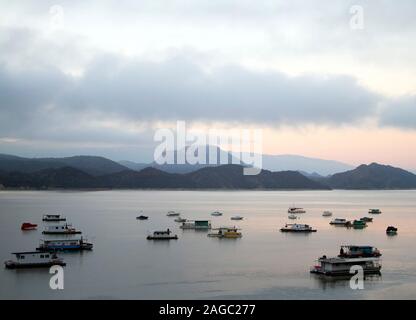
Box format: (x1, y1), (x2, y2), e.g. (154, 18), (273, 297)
(379, 96), (416, 129)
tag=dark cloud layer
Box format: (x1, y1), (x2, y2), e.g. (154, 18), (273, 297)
(380, 96), (416, 129)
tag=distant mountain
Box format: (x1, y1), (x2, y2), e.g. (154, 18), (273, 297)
(325, 163), (416, 189)
(117, 160), (149, 172)
(0, 154), (128, 176)
(0, 164), (330, 190)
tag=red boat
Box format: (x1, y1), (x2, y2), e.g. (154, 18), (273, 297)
(21, 222), (38, 231)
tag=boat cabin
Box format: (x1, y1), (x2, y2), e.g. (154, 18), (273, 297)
(180, 220), (212, 230)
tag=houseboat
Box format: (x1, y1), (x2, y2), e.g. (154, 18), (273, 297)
(211, 211), (223, 216)
(338, 245), (381, 258)
(147, 229), (178, 240)
(42, 214), (66, 222)
(37, 238), (93, 251)
(360, 217), (373, 222)
(386, 226), (398, 235)
(329, 218), (351, 226)
(208, 227), (242, 238)
(167, 211), (180, 217)
(322, 211), (333, 217)
(310, 246), (382, 276)
(352, 220), (367, 229)
(369, 209), (382, 214)
(230, 216), (243, 220)
(4, 251), (66, 269)
(180, 220), (211, 230)
(288, 207), (306, 214)
(21, 222), (37, 230)
(42, 224), (82, 235)
(280, 223), (316, 233)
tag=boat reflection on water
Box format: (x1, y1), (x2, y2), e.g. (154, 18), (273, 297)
(311, 273), (382, 290)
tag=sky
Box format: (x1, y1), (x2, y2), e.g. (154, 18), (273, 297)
(0, 0), (415, 169)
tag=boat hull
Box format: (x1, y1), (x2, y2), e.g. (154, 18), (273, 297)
(42, 231), (82, 235)
(5, 261), (66, 269)
(147, 236), (178, 240)
(310, 267), (381, 276)
(280, 229), (316, 233)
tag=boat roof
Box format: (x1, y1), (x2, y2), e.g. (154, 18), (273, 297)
(341, 245), (375, 249)
(320, 256), (380, 263)
(42, 238), (83, 243)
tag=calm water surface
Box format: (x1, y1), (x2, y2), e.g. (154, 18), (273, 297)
(1, 190), (416, 299)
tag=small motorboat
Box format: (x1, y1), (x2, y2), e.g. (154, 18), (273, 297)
(21, 222), (37, 231)
(208, 227), (242, 238)
(136, 215), (148, 220)
(329, 218), (350, 226)
(42, 214), (66, 222)
(360, 217), (373, 222)
(352, 220), (367, 229)
(288, 207), (306, 214)
(147, 229), (178, 240)
(167, 211), (180, 217)
(231, 216), (243, 220)
(288, 214), (297, 220)
(174, 217), (187, 223)
(386, 226), (398, 235)
(369, 209), (382, 214)
(280, 223), (316, 233)
(211, 211), (223, 216)
(322, 211), (333, 217)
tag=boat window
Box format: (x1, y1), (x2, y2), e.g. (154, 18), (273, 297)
(40, 255), (44, 258)
(20, 255), (25, 259)
(45, 255), (49, 258)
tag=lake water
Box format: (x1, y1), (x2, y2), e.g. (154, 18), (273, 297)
(1, 190), (416, 300)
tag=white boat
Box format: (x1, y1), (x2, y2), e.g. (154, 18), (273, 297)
(231, 216), (243, 220)
(42, 214), (66, 222)
(167, 211), (180, 217)
(42, 224), (82, 235)
(147, 229), (178, 240)
(288, 207), (306, 214)
(280, 223), (316, 233)
(322, 211), (333, 217)
(174, 217), (187, 223)
(211, 211), (223, 216)
(4, 251), (66, 269)
(180, 220), (211, 230)
(310, 246), (382, 276)
(288, 214), (297, 220)
(329, 218), (350, 226)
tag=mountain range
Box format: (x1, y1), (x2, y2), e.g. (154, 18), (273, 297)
(0, 153), (415, 190)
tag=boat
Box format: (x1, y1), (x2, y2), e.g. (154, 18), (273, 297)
(329, 218), (351, 226)
(208, 227), (242, 238)
(147, 229), (178, 240)
(230, 216), (243, 220)
(322, 211), (333, 217)
(386, 226), (398, 235)
(136, 215), (148, 220)
(174, 217), (187, 223)
(42, 224), (82, 235)
(4, 251), (66, 269)
(352, 220), (367, 229)
(42, 214), (66, 222)
(310, 246), (382, 276)
(338, 245), (381, 258)
(21, 222), (37, 230)
(167, 211), (180, 217)
(360, 217), (373, 222)
(180, 220), (211, 230)
(280, 223), (316, 233)
(211, 211), (223, 216)
(288, 207), (306, 214)
(288, 214), (297, 220)
(37, 238), (93, 251)
(369, 209), (382, 214)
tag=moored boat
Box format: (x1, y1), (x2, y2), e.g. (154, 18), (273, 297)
(42, 224), (82, 235)
(174, 217), (187, 223)
(208, 227), (242, 238)
(21, 222), (37, 230)
(338, 245), (381, 258)
(386, 226), (398, 235)
(369, 209), (382, 214)
(360, 217), (373, 222)
(352, 220), (367, 229)
(211, 211), (223, 216)
(230, 216), (243, 220)
(280, 223), (316, 233)
(136, 215), (148, 220)
(42, 214), (66, 222)
(329, 218), (350, 226)
(147, 229), (178, 240)
(167, 211), (180, 217)
(180, 220), (211, 230)
(322, 211), (333, 217)
(288, 207), (306, 214)
(310, 246), (382, 276)
(37, 238), (93, 251)
(288, 214), (297, 220)
(4, 251), (66, 269)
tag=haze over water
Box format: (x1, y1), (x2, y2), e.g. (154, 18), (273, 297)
(1, 190), (416, 299)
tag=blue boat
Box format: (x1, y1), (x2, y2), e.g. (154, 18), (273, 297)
(37, 238), (93, 251)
